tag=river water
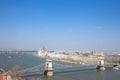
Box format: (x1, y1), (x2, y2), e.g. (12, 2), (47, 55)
(0, 53), (120, 80)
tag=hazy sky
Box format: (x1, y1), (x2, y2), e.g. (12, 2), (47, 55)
(0, 0), (120, 51)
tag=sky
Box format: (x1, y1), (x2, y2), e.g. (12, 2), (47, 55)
(0, 0), (120, 51)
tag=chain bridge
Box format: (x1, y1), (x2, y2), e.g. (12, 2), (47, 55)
(21, 59), (102, 78)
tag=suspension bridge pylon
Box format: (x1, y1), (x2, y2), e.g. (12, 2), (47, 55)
(96, 59), (106, 71)
(44, 59), (53, 76)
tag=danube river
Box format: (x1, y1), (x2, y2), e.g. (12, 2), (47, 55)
(0, 53), (120, 80)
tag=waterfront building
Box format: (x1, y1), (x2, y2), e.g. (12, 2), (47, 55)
(38, 48), (47, 57)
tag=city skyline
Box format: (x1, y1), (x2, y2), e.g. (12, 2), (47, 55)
(0, 0), (120, 51)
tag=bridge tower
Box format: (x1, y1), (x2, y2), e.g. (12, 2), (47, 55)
(96, 59), (106, 71)
(44, 59), (53, 76)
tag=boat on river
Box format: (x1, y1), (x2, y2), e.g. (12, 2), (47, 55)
(113, 65), (120, 70)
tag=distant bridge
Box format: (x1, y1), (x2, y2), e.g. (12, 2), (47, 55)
(0, 50), (37, 54)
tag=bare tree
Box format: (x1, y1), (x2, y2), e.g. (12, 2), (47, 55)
(9, 65), (22, 80)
